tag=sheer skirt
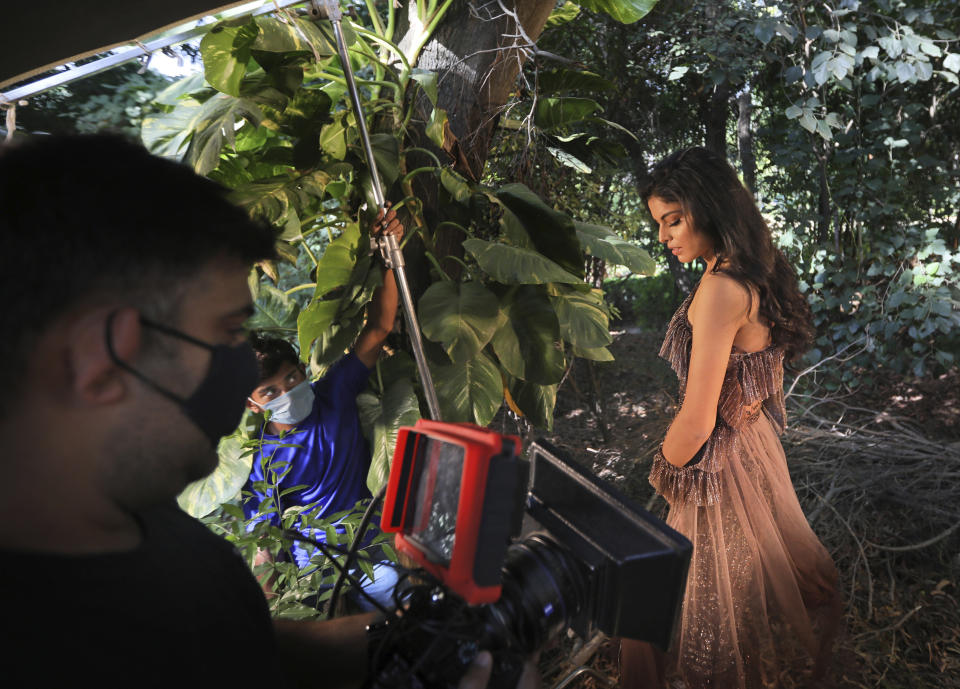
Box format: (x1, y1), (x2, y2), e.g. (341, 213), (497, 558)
(622, 412), (841, 689)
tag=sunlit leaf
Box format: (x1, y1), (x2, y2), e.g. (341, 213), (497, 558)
(177, 434), (254, 518)
(575, 222), (655, 274)
(433, 351), (503, 426)
(550, 286), (612, 349)
(314, 223), (363, 299)
(248, 283), (300, 332)
(576, 0), (657, 24)
(463, 239), (582, 285)
(419, 281), (501, 363)
(201, 21), (259, 96)
(357, 377), (421, 495)
(297, 299), (340, 361)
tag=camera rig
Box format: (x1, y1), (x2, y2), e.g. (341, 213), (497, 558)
(364, 419), (692, 689)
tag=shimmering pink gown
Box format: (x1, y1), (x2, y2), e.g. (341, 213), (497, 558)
(621, 291), (841, 689)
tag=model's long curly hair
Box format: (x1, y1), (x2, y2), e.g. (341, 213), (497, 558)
(641, 147), (814, 362)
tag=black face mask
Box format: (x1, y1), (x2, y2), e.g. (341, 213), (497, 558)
(105, 313), (259, 448)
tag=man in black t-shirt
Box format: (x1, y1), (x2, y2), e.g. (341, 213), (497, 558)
(0, 135), (503, 689)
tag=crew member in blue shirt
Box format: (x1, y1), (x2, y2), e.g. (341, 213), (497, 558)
(243, 207), (403, 609)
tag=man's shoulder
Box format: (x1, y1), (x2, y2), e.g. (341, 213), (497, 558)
(319, 351), (371, 381)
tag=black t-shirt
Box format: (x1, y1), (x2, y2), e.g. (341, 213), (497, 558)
(0, 504), (281, 687)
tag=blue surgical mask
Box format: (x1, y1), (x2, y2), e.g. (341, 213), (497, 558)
(253, 379), (315, 425)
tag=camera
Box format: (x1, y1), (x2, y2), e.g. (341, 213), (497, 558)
(365, 420), (692, 689)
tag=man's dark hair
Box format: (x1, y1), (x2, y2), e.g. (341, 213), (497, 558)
(249, 333), (301, 382)
(0, 134), (278, 413)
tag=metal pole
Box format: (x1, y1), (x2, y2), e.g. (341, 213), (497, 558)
(317, 0), (442, 421)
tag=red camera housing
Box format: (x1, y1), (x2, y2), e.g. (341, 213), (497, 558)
(380, 420), (523, 605)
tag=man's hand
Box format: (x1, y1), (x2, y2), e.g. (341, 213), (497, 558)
(355, 203), (404, 369)
(373, 203), (404, 245)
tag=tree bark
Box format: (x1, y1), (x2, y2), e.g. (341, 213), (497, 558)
(702, 83), (730, 157)
(737, 86), (756, 193)
(396, 0), (555, 282)
(400, 1), (555, 179)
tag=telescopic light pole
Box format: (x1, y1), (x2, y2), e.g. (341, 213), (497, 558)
(315, 0), (442, 421)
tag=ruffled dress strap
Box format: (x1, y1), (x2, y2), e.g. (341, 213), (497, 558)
(649, 289), (787, 507)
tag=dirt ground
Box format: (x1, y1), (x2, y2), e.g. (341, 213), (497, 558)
(524, 327), (960, 689)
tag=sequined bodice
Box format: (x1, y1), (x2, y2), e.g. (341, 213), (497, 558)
(660, 289), (786, 432)
(649, 289), (788, 507)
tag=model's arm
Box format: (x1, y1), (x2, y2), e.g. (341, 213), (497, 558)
(661, 275), (749, 467)
(355, 206), (404, 369)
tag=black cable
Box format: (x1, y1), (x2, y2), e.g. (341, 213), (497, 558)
(326, 483), (388, 619)
(283, 529), (391, 616)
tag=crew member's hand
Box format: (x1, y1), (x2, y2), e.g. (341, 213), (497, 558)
(373, 203), (404, 243)
(456, 651), (541, 689)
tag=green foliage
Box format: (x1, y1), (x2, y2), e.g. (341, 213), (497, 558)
(603, 272), (683, 330)
(15, 62), (171, 139)
(802, 225), (960, 382)
(526, 0), (960, 385)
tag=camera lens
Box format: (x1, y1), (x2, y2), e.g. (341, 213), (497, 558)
(483, 533), (588, 654)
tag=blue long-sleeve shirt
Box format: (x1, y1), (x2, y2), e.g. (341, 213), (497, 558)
(242, 352), (372, 568)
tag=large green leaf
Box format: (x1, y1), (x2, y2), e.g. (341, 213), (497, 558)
(186, 94), (264, 175)
(534, 97), (602, 129)
(143, 91), (263, 175)
(418, 281), (501, 363)
(369, 133), (401, 187)
(231, 169), (329, 225)
(248, 283), (300, 332)
(538, 69), (615, 95)
(463, 239), (582, 285)
(575, 221), (656, 274)
(576, 0), (657, 24)
(550, 286), (612, 349)
(357, 377), (422, 495)
(410, 68), (439, 105)
(177, 434), (255, 518)
(314, 223), (363, 299)
(495, 184), (585, 278)
(297, 298), (340, 362)
(252, 16), (337, 56)
(510, 380), (557, 431)
(200, 21), (260, 96)
(434, 351), (503, 426)
(490, 307), (525, 379)
(311, 315), (364, 376)
(141, 96), (201, 159)
(319, 114), (349, 160)
(273, 88), (334, 139)
(506, 286), (566, 385)
(573, 344), (615, 362)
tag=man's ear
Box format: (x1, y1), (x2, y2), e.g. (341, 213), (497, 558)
(245, 398), (263, 414)
(69, 307), (141, 405)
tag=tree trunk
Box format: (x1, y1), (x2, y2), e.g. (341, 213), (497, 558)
(737, 86), (756, 193)
(396, 0), (555, 282)
(702, 83), (730, 157)
(400, 1), (555, 179)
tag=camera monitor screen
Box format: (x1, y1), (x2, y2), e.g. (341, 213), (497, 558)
(407, 437), (465, 566)
(381, 419), (524, 604)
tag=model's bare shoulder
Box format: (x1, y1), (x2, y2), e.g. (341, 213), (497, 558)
(691, 272), (752, 328)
